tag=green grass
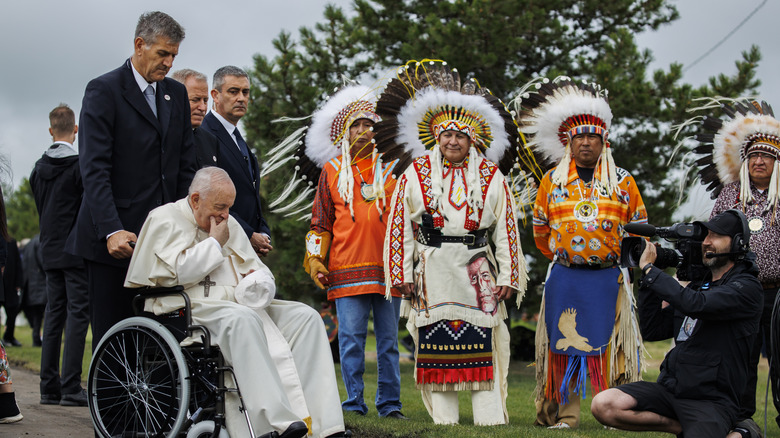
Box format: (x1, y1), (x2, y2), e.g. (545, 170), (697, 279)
(7, 326), (778, 437)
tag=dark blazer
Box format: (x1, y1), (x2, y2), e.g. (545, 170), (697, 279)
(193, 127), (219, 169)
(200, 111), (270, 238)
(30, 146), (84, 270)
(66, 59), (197, 267)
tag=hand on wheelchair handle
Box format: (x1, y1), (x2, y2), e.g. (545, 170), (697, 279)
(107, 230), (137, 259)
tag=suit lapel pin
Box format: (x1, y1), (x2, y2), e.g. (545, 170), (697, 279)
(164, 94), (170, 101)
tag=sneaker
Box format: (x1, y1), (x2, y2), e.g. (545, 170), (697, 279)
(60, 389), (88, 407)
(384, 410), (409, 420)
(0, 393), (22, 423)
(548, 422), (571, 429)
(40, 394), (61, 405)
(732, 418), (762, 438)
(2, 338), (21, 347)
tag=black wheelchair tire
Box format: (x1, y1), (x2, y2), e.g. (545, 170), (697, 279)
(88, 316), (191, 437)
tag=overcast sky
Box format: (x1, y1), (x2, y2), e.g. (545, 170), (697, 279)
(1, 0), (776, 203)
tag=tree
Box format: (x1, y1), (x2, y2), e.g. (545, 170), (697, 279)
(245, 1), (761, 308)
(4, 178), (39, 241)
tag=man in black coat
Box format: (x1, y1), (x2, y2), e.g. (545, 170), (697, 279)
(64, 11), (196, 347)
(200, 65), (272, 256)
(171, 68), (219, 169)
(21, 234), (46, 348)
(30, 103), (91, 406)
(1, 238), (22, 347)
(591, 210), (763, 437)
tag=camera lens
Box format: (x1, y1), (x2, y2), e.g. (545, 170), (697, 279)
(654, 247), (681, 270)
(619, 237), (646, 268)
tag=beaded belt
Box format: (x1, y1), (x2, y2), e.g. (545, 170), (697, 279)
(555, 259), (616, 270)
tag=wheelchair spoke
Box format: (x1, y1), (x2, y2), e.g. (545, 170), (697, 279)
(90, 317), (190, 438)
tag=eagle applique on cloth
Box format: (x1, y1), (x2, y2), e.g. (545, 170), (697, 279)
(555, 308), (594, 353)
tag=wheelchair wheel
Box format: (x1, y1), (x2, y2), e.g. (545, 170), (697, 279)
(89, 316), (190, 438)
(186, 420), (229, 438)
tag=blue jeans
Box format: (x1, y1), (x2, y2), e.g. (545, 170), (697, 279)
(335, 294), (402, 416)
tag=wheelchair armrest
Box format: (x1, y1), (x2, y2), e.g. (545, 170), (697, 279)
(131, 286), (192, 331)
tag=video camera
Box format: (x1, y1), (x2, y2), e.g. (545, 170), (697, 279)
(620, 222), (708, 282)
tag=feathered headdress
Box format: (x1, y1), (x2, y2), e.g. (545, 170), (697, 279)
(373, 59), (539, 214)
(682, 98), (780, 211)
(374, 60), (528, 175)
(513, 77), (618, 194)
(262, 84), (383, 219)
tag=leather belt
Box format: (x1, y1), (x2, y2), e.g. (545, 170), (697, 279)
(762, 281), (780, 290)
(416, 227), (488, 250)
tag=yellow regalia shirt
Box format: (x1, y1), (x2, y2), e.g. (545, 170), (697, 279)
(532, 160), (648, 264)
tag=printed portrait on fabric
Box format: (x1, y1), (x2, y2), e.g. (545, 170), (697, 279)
(467, 252), (499, 315)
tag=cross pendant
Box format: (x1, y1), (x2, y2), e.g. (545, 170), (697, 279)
(198, 275), (216, 297)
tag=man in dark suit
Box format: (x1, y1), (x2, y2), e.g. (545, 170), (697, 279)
(171, 68), (219, 168)
(65, 11), (196, 346)
(200, 65), (272, 256)
(30, 104), (90, 406)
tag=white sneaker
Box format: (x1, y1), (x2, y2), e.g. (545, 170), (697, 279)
(548, 422), (571, 429)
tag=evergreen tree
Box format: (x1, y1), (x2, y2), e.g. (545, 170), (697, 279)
(244, 1), (761, 307)
(4, 178), (39, 241)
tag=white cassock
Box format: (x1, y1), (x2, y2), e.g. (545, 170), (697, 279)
(125, 198), (344, 438)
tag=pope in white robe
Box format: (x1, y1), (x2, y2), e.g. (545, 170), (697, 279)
(124, 167), (347, 438)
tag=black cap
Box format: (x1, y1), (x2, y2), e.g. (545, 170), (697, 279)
(696, 211), (743, 238)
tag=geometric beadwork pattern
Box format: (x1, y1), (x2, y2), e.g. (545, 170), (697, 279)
(413, 156), (444, 228)
(464, 159), (497, 231)
(416, 319), (494, 385)
(503, 181), (521, 286)
(388, 175), (408, 286)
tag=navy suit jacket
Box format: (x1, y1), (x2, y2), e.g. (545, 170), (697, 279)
(193, 127), (219, 169)
(66, 59), (197, 267)
(200, 111), (271, 238)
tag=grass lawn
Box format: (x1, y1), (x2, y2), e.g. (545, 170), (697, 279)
(7, 325), (779, 437)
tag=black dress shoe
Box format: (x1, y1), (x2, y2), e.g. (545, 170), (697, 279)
(257, 421), (308, 438)
(384, 410), (409, 420)
(60, 389), (88, 407)
(40, 394), (61, 405)
(2, 338), (21, 347)
(279, 421), (308, 438)
(326, 430), (352, 438)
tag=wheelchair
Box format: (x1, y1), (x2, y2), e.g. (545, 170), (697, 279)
(88, 287), (254, 438)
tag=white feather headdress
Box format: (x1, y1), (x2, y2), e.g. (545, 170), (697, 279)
(682, 98), (780, 210)
(513, 77), (617, 193)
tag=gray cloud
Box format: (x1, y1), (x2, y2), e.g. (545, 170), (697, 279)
(1, 0), (776, 191)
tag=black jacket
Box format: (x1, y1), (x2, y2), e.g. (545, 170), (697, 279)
(193, 127), (219, 169)
(638, 259), (762, 414)
(3, 239), (23, 305)
(22, 235), (47, 307)
(65, 59), (196, 267)
(200, 112), (271, 238)
(30, 146), (84, 269)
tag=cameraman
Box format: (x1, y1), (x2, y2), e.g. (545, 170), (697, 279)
(591, 210), (762, 437)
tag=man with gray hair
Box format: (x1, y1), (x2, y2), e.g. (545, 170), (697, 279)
(171, 68), (219, 168)
(201, 65), (272, 256)
(65, 11), (196, 346)
(126, 167), (349, 438)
